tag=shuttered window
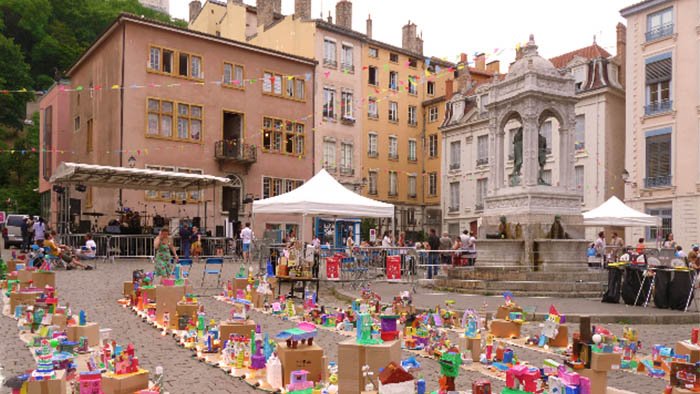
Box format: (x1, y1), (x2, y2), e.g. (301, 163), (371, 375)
(645, 57), (671, 84)
(645, 130), (671, 187)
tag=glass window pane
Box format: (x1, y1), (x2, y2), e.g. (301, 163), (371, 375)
(163, 50), (173, 73)
(178, 117), (188, 139)
(191, 106), (202, 118)
(178, 104), (189, 115)
(148, 99), (159, 112)
(148, 114), (159, 135)
(224, 64), (232, 84)
(161, 115), (172, 137)
(191, 56), (201, 78)
(235, 66), (243, 84)
(191, 119), (201, 140)
(150, 48), (160, 70)
(161, 101), (172, 114)
(296, 80), (304, 99)
(274, 75), (282, 95)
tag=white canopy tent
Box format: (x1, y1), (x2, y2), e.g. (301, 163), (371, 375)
(252, 169), (394, 241)
(583, 196), (661, 227)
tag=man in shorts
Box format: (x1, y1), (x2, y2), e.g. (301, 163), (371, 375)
(45, 231), (92, 270)
(240, 222), (253, 264)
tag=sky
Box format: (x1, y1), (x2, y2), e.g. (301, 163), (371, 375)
(171, 0), (629, 69)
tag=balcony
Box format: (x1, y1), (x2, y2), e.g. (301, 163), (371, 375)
(448, 205), (459, 213)
(449, 163), (460, 170)
(323, 58), (337, 67)
(368, 188), (377, 195)
(323, 164), (336, 172)
(388, 191), (398, 197)
(340, 167), (354, 176)
(476, 158), (488, 166)
(214, 141), (256, 164)
(368, 112), (379, 120)
(340, 116), (356, 125)
(475, 203), (484, 211)
(408, 193), (417, 198)
(368, 150), (378, 158)
(644, 175), (672, 188)
(408, 120), (417, 126)
(341, 63), (354, 73)
(645, 23), (674, 42)
(645, 100), (673, 116)
(575, 141), (585, 151)
(388, 153), (398, 160)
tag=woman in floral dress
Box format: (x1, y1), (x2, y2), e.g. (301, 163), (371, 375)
(154, 227), (178, 279)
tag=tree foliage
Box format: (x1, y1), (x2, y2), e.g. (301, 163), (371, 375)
(0, 0), (183, 215)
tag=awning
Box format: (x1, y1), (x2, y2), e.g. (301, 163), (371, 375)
(583, 196), (662, 227)
(49, 162), (230, 191)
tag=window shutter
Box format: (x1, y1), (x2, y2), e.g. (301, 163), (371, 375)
(645, 58), (672, 84)
(646, 134), (671, 178)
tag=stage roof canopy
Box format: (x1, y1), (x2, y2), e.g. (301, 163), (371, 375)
(583, 196), (661, 227)
(50, 162), (231, 191)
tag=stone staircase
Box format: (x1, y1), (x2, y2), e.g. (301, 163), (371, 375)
(430, 267), (607, 298)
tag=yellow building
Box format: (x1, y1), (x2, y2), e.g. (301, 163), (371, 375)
(188, 0), (454, 237)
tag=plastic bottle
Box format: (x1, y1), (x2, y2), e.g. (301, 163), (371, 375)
(417, 375), (426, 394)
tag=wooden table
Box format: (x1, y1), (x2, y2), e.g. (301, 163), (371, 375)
(276, 276), (320, 300)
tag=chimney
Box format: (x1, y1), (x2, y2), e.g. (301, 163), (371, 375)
(415, 32), (423, 55)
(475, 53), (486, 70)
(366, 14), (372, 39)
(256, 0), (274, 28)
(460, 53), (467, 64)
(486, 60), (500, 74)
(402, 20), (417, 52)
(445, 79), (454, 101)
(327, 11), (332, 23)
(272, 0), (281, 14)
(335, 0), (352, 29)
(456, 55), (472, 92)
(188, 0), (201, 23)
(294, 0), (311, 20)
(616, 22), (627, 88)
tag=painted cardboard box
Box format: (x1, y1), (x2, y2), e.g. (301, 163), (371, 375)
(276, 342), (325, 387)
(495, 305), (522, 320)
(578, 368), (607, 394)
(67, 322), (100, 347)
(219, 320), (256, 342)
(31, 271), (55, 289)
(489, 319), (521, 338)
(123, 282), (135, 298)
(155, 285), (189, 329)
(9, 290), (42, 311)
(458, 336), (481, 362)
(337, 339), (401, 394)
(676, 341), (700, 363)
(26, 369), (66, 394)
(591, 352), (621, 372)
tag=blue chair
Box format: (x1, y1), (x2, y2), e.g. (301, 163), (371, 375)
(201, 258), (223, 287)
(43, 247), (63, 269)
(177, 259), (193, 278)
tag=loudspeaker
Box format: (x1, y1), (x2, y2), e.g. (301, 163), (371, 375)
(70, 199), (81, 216)
(192, 217), (201, 228)
(78, 220), (91, 233)
(153, 215), (165, 227)
(216, 225), (224, 237)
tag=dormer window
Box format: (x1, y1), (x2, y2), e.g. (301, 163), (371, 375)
(573, 65), (586, 91)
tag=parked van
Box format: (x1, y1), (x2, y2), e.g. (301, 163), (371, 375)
(3, 214), (28, 249)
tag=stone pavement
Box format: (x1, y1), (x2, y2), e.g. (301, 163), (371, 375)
(1, 250), (694, 393)
(334, 280), (700, 324)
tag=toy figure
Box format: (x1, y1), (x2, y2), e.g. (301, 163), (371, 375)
(361, 365), (374, 392)
(438, 348), (461, 392)
(356, 313), (382, 345)
(267, 354), (283, 390)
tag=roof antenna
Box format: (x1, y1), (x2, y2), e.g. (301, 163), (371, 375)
(320, 0), (323, 18)
(593, 34), (597, 44)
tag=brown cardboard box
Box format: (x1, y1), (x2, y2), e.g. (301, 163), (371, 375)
(495, 305), (522, 320)
(394, 305), (416, 316)
(458, 336), (481, 362)
(579, 368), (607, 394)
(676, 340), (700, 363)
(67, 322), (100, 347)
(101, 368), (149, 394)
(32, 271), (55, 289)
(591, 352), (621, 372)
(7, 259), (23, 272)
(277, 342), (325, 387)
(252, 291), (265, 308)
(155, 285), (189, 329)
(9, 290), (42, 311)
(548, 325), (569, 348)
(337, 339), (401, 394)
(26, 369), (66, 394)
(233, 277), (249, 293)
(18, 269), (33, 287)
(52, 314), (67, 330)
(671, 388), (697, 394)
(123, 282), (134, 298)
(139, 286), (157, 302)
(220, 320), (257, 341)
(489, 319), (521, 338)
(176, 302), (199, 322)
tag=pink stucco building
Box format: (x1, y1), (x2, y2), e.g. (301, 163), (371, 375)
(38, 13), (316, 239)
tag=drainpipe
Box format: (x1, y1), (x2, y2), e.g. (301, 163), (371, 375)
(119, 21), (126, 206)
(312, 65), (317, 177)
(421, 108), (427, 236)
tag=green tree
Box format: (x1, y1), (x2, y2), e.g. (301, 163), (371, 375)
(0, 32), (33, 129)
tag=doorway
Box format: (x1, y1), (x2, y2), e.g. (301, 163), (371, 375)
(223, 111), (243, 157)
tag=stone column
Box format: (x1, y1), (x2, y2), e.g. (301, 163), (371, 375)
(558, 126), (572, 190)
(522, 114), (539, 186)
(488, 117), (502, 193)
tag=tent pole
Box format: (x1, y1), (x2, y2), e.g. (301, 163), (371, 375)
(213, 183), (216, 237)
(392, 207), (396, 241)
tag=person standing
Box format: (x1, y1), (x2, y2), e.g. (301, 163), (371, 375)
(427, 229), (440, 279)
(20, 217), (29, 252)
(610, 232), (624, 261)
(594, 231), (606, 268)
(381, 231), (393, 247)
(240, 222), (253, 265)
(179, 222), (192, 259)
(154, 227), (178, 280)
(663, 233), (676, 249)
(33, 217), (46, 247)
(190, 226), (203, 264)
(467, 231), (477, 266)
(439, 232), (452, 266)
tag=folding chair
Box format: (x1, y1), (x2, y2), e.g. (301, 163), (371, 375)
(178, 259), (193, 278)
(43, 247), (64, 269)
(79, 246), (98, 269)
(201, 258), (223, 287)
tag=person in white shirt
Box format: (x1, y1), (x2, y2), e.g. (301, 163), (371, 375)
(33, 218), (46, 247)
(381, 231), (392, 247)
(75, 233), (97, 258)
(594, 231), (606, 267)
(240, 222), (253, 264)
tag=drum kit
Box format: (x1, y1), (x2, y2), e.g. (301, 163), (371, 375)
(80, 204), (196, 235)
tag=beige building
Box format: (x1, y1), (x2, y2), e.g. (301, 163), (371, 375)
(440, 37), (626, 240)
(621, 0), (699, 248)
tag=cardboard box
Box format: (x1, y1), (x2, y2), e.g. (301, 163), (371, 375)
(591, 352), (621, 372)
(101, 368), (149, 394)
(458, 337), (481, 362)
(67, 322), (100, 347)
(18, 269), (33, 287)
(489, 319), (521, 338)
(9, 290), (42, 311)
(139, 286), (157, 302)
(220, 320), (257, 342)
(31, 271), (55, 289)
(277, 342), (325, 387)
(671, 388), (697, 394)
(233, 277), (249, 292)
(52, 314), (67, 330)
(26, 369), (66, 394)
(578, 368), (607, 394)
(123, 282), (135, 298)
(549, 325), (569, 348)
(155, 285), (189, 329)
(7, 259), (23, 272)
(337, 339), (401, 394)
(676, 340), (700, 363)
(175, 302), (199, 322)
(393, 305), (416, 316)
(495, 305), (522, 320)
